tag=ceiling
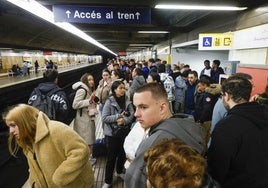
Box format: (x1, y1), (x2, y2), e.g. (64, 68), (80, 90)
(0, 0), (267, 56)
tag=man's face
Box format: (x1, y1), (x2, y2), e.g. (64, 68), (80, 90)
(197, 83), (207, 92)
(188, 73), (197, 85)
(222, 93), (230, 110)
(204, 62), (210, 68)
(133, 91), (163, 130)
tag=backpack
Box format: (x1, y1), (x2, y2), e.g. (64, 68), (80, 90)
(163, 75), (175, 101)
(31, 88), (59, 120)
(66, 86), (87, 124)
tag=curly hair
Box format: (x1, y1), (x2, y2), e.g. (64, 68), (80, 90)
(144, 138), (207, 188)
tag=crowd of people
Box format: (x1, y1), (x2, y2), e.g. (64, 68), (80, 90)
(1, 57), (268, 188)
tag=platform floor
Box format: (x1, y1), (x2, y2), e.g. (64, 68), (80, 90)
(92, 114), (124, 188)
(0, 63), (92, 89)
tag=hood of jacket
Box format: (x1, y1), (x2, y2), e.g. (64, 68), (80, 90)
(72, 81), (89, 92)
(205, 84), (221, 95)
(150, 116), (204, 154)
(135, 75), (145, 84)
(37, 82), (60, 94)
(228, 102), (268, 129)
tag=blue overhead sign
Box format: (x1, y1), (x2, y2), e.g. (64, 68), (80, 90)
(53, 5), (151, 24)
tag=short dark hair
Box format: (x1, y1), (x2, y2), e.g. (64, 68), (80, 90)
(43, 69), (58, 82)
(189, 70), (198, 78)
(213, 60), (221, 66)
(204, 60), (210, 64)
(112, 69), (124, 80)
(102, 68), (111, 75)
(148, 58), (155, 63)
(158, 64), (166, 73)
(134, 68), (144, 76)
(149, 72), (162, 85)
(222, 76), (252, 103)
(181, 70), (189, 78)
(230, 72), (252, 80)
(199, 75), (211, 86)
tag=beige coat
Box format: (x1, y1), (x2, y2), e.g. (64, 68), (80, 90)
(72, 82), (96, 145)
(96, 78), (112, 104)
(25, 112), (94, 188)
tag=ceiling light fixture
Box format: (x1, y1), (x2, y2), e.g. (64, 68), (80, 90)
(138, 31), (170, 34)
(155, 4), (247, 11)
(129, 44), (153, 46)
(6, 0), (117, 56)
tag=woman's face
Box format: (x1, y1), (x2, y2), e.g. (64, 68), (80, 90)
(114, 83), (126, 97)
(6, 120), (20, 139)
(147, 75), (155, 83)
(87, 75), (94, 87)
(102, 71), (111, 81)
(111, 71), (119, 81)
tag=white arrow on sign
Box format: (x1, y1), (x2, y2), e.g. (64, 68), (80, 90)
(66, 10), (71, 18)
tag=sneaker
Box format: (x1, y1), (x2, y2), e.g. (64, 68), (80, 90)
(102, 183), (111, 188)
(114, 172), (125, 180)
(89, 157), (97, 166)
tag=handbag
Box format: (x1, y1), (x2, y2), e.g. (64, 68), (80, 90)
(88, 102), (98, 117)
(111, 125), (131, 138)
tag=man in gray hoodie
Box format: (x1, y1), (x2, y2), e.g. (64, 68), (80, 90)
(124, 83), (205, 188)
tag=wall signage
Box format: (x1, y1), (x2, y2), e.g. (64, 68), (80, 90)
(53, 5), (151, 24)
(198, 33), (233, 50)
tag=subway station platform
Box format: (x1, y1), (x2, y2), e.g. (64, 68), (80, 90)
(0, 62), (123, 188)
(0, 62), (92, 89)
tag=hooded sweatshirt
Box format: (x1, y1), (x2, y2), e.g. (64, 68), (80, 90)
(124, 115), (204, 188)
(208, 102), (268, 188)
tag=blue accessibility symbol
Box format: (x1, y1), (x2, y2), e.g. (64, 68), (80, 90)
(203, 37), (212, 47)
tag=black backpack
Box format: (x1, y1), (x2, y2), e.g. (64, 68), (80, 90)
(31, 88), (59, 120)
(66, 86), (87, 124)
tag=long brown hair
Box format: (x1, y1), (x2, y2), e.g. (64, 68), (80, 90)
(81, 73), (95, 92)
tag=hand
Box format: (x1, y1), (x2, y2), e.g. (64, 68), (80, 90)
(117, 118), (124, 126)
(250, 94), (259, 102)
(33, 182), (39, 188)
(89, 92), (96, 102)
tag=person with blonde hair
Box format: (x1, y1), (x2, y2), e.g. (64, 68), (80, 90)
(144, 138), (219, 188)
(4, 104), (94, 188)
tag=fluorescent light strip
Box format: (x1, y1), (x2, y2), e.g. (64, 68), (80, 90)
(155, 5), (247, 11)
(138, 31), (169, 34)
(129, 44), (153, 46)
(6, 0), (117, 56)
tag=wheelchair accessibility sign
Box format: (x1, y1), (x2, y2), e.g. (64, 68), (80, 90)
(203, 37), (212, 47)
(199, 33), (233, 50)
